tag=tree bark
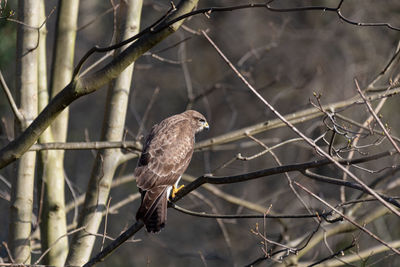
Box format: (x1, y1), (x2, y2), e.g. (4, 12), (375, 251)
(37, 0), (80, 265)
(8, 0), (39, 263)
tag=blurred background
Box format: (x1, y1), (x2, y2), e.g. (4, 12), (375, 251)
(1, 0), (400, 266)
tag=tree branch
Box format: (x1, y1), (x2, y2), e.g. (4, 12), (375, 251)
(170, 203), (332, 220)
(29, 140), (142, 151)
(0, 70), (24, 123)
(355, 79), (400, 154)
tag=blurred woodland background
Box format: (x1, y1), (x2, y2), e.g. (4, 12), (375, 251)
(1, 0), (400, 266)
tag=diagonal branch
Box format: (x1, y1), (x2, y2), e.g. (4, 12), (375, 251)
(0, 70), (24, 123)
(355, 79), (400, 154)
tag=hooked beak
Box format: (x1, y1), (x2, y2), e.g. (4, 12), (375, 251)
(203, 121), (210, 130)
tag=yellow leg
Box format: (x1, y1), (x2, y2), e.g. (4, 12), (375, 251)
(171, 185), (184, 198)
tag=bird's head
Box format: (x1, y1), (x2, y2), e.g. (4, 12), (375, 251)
(183, 110), (209, 133)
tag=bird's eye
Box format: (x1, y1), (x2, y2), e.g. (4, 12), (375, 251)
(199, 118), (205, 122)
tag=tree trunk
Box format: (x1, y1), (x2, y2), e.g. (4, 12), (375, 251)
(38, 0), (80, 265)
(66, 1), (143, 265)
(9, 0), (39, 263)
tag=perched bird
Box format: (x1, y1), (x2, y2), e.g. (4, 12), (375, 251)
(135, 110), (209, 233)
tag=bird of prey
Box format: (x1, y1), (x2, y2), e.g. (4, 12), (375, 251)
(135, 110), (209, 233)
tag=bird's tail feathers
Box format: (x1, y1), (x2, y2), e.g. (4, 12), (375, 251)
(136, 186), (168, 233)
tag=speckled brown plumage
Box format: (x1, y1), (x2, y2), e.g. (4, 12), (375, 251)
(135, 110), (209, 233)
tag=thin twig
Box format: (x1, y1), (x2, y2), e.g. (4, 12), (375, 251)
(367, 41), (400, 91)
(179, 33), (194, 104)
(78, 51), (114, 77)
(152, 36), (192, 54)
(251, 217), (297, 253)
(340, 96), (388, 203)
(35, 227), (86, 264)
(335, 113), (400, 143)
(7, 6), (56, 55)
(0, 70), (24, 123)
(101, 197), (112, 251)
(307, 240), (355, 267)
(355, 79), (400, 154)
(64, 171), (79, 226)
(146, 52), (189, 64)
(246, 223), (322, 266)
(78, 4), (120, 32)
(2, 241), (15, 263)
(0, 173), (11, 189)
(135, 87), (160, 140)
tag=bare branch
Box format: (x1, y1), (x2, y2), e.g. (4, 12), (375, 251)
(306, 241), (356, 267)
(34, 227), (86, 265)
(171, 203), (331, 220)
(135, 87), (160, 140)
(2, 241), (14, 264)
(355, 79), (400, 154)
(29, 140), (142, 151)
(0, 70), (24, 123)
(77, 4), (120, 32)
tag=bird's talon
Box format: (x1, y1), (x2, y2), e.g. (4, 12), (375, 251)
(171, 185), (184, 199)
